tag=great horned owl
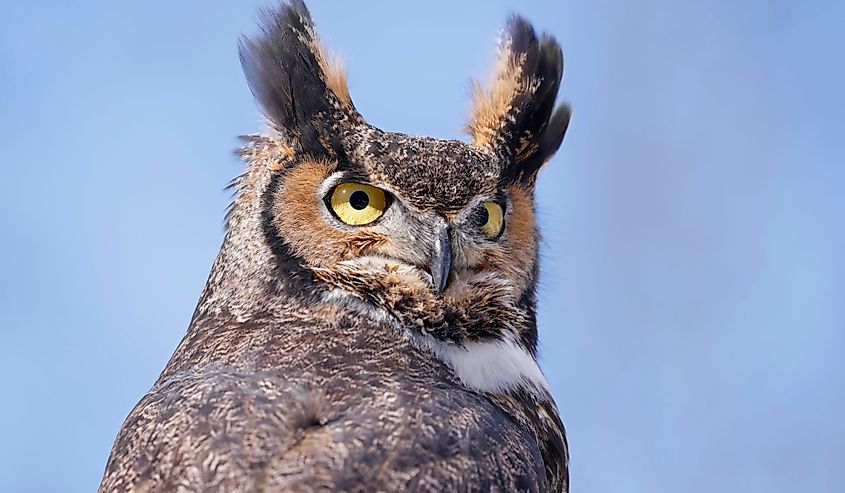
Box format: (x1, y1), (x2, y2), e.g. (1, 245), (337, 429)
(100, 1), (571, 491)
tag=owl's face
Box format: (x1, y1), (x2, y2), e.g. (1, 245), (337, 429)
(238, 3), (569, 349)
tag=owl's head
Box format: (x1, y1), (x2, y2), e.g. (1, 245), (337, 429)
(228, 1), (569, 358)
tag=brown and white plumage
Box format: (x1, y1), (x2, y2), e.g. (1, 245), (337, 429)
(100, 1), (571, 491)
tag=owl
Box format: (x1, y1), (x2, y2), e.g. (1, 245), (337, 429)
(99, 1), (571, 492)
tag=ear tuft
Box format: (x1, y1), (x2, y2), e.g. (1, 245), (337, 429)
(239, 1), (358, 150)
(466, 15), (570, 183)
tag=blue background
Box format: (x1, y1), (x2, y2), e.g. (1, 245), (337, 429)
(1, 1), (843, 491)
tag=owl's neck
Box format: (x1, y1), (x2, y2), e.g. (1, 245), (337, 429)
(189, 165), (315, 326)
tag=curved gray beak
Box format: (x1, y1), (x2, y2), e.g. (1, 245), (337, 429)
(429, 224), (452, 294)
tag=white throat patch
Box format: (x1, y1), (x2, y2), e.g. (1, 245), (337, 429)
(420, 335), (552, 398)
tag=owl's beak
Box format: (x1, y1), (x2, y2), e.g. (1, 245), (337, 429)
(429, 224), (452, 294)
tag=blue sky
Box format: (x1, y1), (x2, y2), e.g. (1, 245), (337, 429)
(1, 1), (843, 492)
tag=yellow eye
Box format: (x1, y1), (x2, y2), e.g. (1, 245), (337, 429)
(329, 183), (388, 226)
(479, 201), (505, 238)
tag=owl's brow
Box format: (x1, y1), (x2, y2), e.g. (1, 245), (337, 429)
(317, 169), (377, 198)
(325, 164), (382, 186)
(446, 189), (510, 223)
(333, 157), (369, 175)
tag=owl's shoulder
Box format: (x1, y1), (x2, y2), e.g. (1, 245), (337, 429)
(99, 316), (548, 491)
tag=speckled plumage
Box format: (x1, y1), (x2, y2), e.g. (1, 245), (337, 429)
(100, 2), (571, 491)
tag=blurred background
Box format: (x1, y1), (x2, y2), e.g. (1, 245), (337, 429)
(1, 0), (843, 491)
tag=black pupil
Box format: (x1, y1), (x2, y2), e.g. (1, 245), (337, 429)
(349, 190), (370, 210)
(477, 206), (489, 225)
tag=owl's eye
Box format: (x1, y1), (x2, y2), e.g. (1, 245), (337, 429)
(329, 183), (388, 225)
(478, 201), (505, 239)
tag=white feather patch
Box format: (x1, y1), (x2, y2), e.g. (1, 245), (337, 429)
(422, 336), (552, 398)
